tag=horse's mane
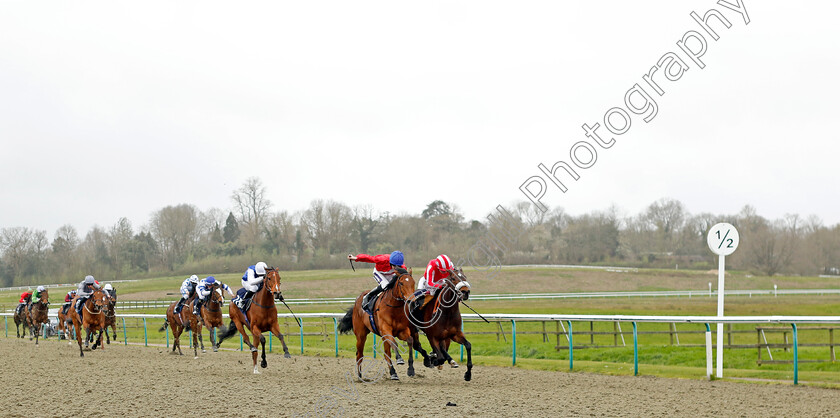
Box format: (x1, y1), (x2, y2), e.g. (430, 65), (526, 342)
(384, 267), (409, 291)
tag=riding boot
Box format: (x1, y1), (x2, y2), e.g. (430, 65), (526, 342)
(175, 297), (185, 314)
(193, 300), (201, 315)
(237, 291), (254, 309)
(362, 286), (383, 312)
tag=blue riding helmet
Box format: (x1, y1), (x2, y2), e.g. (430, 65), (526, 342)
(205, 276), (216, 284)
(389, 251), (404, 266)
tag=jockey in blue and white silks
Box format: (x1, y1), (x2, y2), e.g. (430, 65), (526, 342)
(193, 276), (234, 315)
(75, 275), (101, 315)
(176, 275), (199, 314)
(235, 262), (267, 309)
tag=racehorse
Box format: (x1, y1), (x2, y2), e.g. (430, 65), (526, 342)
(103, 288), (118, 344)
(199, 282), (225, 352)
(217, 267), (292, 374)
(67, 289), (109, 357)
(28, 289), (50, 344)
(408, 267), (473, 381)
(58, 303), (71, 341)
(14, 300), (31, 338)
(160, 295), (204, 358)
(338, 268), (432, 381)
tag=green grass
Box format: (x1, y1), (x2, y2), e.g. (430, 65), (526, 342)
(3, 266), (840, 385)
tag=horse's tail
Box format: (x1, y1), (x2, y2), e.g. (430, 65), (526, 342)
(158, 319), (169, 332)
(337, 307), (354, 334)
(217, 320), (237, 344)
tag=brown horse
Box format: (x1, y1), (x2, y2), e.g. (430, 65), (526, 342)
(338, 268), (432, 381)
(58, 303), (70, 341)
(67, 289), (109, 357)
(14, 300), (31, 338)
(28, 289), (50, 344)
(103, 289), (118, 344)
(199, 283), (225, 352)
(217, 267), (292, 374)
(160, 295), (204, 358)
(408, 267), (473, 381)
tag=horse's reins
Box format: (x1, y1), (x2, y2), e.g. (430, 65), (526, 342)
(383, 273), (411, 308)
(442, 276), (490, 323)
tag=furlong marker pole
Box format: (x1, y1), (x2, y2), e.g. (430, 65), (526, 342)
(716, 254), (725, 378)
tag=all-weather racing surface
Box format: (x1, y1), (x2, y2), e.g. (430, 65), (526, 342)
(1, 337), (838, 417)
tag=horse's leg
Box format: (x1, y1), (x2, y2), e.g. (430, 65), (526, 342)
(354, 330), (368, 381)
(443, 339), (459, 367)
(249, 326), (262, 374)
(379, 329), (399, 381)
(410, 330), (433, 368)
(259, 333), (268, 370)
(74, 319), (85, 357)
(209, 326), (218, 352)
(111, 323), (117, 341)
(402, 331), (415, 377)
(452, 332), (472, 381)
(105, 323), (111, 344)
(436, 339), (454, 369)
(173, 325), (184, 355)
(268, 321), (291, 358)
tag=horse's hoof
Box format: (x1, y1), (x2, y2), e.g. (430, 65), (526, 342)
(407, 368), (415, 377)
(390, 373), (399, 381)
(284, 353), (291, 359)
(253, 367), (260, 374)
(194, 357), (199, 360)
(396, 358), (405, 365)
(261, 360), (267, 368)
(437, 365), (443, 370)
(212, 348), (218, 352)
(423, 358), (432, 368)
(202, 349), (206, 353)
(464, 370), (472, 381)
(450, 361), (459, 368)
(80, 352), (84, 357)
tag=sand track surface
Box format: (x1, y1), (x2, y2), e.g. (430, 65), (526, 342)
(2, 337), (839, 417)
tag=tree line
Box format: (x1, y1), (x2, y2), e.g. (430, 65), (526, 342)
(2, 177), (839, 286)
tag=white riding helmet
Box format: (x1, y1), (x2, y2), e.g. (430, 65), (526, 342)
(189, 274), (199, 284)
(37, 285), (45, 292)
(84, 275), (96, 284)
(104, 283), (113, 291)
(255, 262), (267, 276)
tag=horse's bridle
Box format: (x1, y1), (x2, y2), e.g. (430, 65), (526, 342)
(204, 284), (223, 312)
(384, 272), (413, 307)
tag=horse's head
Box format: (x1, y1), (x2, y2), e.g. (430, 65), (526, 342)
(38, 289), (49, 304)
(209, 282), (223, 302)
(391, 267), (416, 302)
(265, 267), (283, 301)
(91, 289), (109, 312)
(447, 267), (471, 301)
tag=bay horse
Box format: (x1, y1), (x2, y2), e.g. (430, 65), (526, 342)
(407, 267), (473, 381)
(68, 289), (109, 357)
(58, 303), (71, 341)
(159, 295), (204, 358)
(28, 289), (50, 344)
(199, 283), (225, 352)
(14, 300), (31, 338)
(217, 267), (292, 374)
(338, 268), (432, 381)
(103, 289), (118, 344)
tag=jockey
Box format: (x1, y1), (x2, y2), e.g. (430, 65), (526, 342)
(410, 254), (455, 314)
(348, 251), (406, 313)
(75, 275), (101, 315)
(103, 283), (115, 299)
(194, 276), (234, 315)
(63, 290), (77, 315)
(235, 262), (268, 310)
(175, 275), (199, 314)
(28, 285), (46, 312)
(16, 291), (32, 315)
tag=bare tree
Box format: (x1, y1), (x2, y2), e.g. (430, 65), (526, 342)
(149, 204), (200, 269)
(231, 177), (272, 246)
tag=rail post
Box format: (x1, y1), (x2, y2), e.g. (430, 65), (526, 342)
(239, 333), (243, 351)
(189, 329), (192, 348)
(300, 319), (304, 355)
(166, 324), (169, 348)
(568, 320), (574, 370)
(511, 319), (517, 366)
(373, 334), (377, 359)
(705, 323), (713, 380)
(633, 322), (638, 376)
(4, 316), (7, 337)
(269, 332), (273, 353)
(460, 322), (464, 362)
(333, 318), (339, 357)
(792, 323), (799, 385)
(122, 317), (127, 345)
(143, 318), (147, 347)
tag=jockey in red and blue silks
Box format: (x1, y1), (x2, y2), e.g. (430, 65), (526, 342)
(16, 291), (32, 315)
(63, 290), (77, 315)
(348, 251), (405, 312)
(235, 262), (268, 309)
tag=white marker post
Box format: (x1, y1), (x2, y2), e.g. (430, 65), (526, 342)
(707, 223), (740, 379)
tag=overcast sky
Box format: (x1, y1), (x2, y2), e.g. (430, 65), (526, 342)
(1, 1), (838, 236)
